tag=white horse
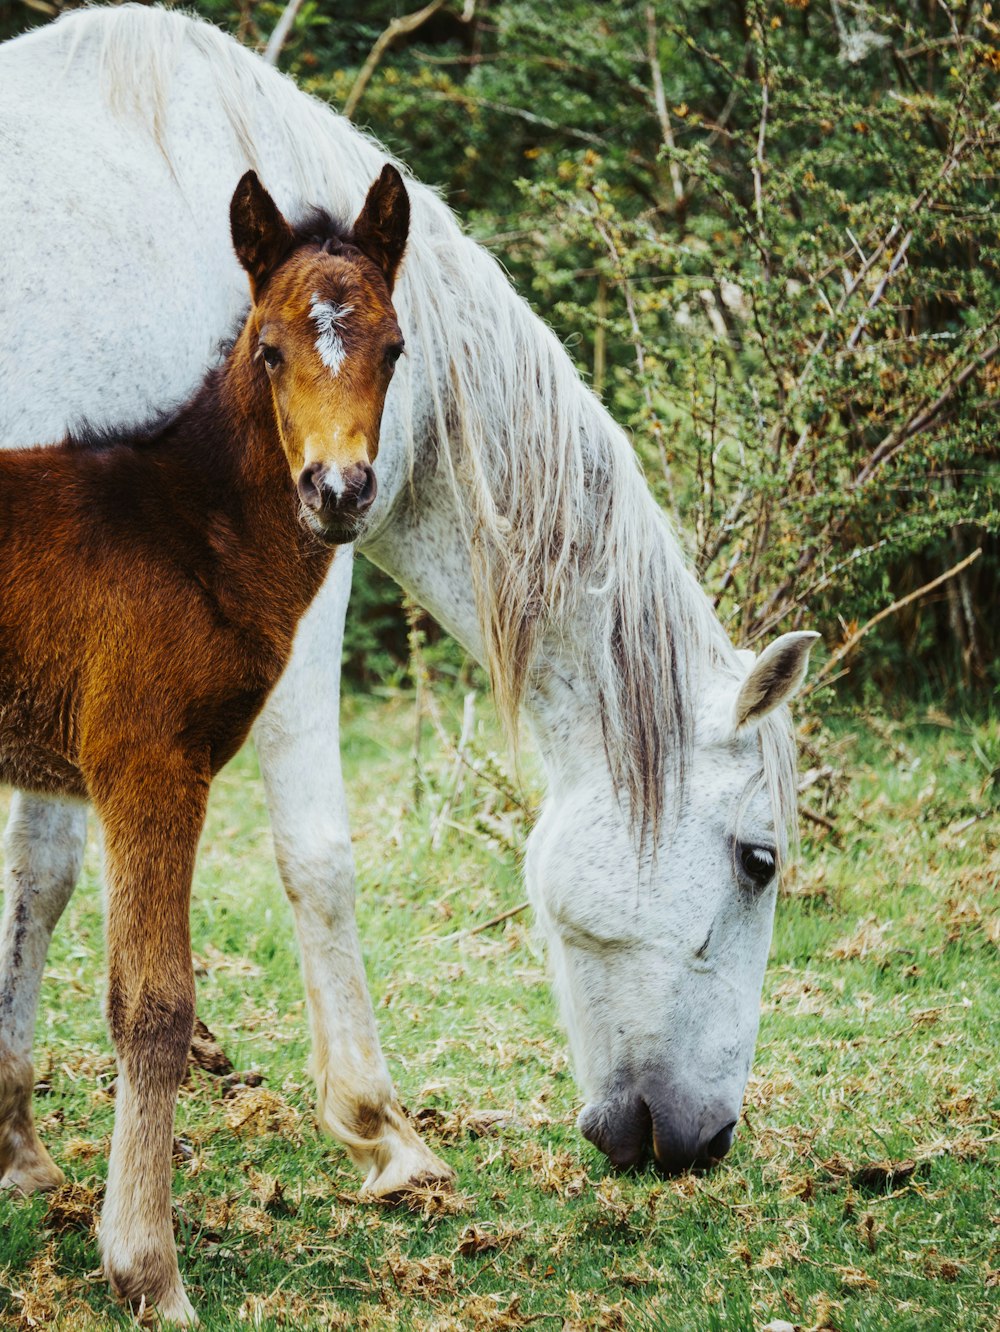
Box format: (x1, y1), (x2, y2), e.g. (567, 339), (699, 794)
(0, 7), (818, 1320)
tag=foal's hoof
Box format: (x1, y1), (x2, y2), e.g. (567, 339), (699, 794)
(104, 1251), (198, 1327)
(143, 1289), (199, 1328)
(0, 1145), (65, 1194)
(111, 1281), (198, 1329)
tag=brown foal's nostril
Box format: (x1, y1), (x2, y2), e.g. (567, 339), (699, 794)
(297, 461), (377, 525)
(297, 461), (325, 512)
(353, 462), (377, 511)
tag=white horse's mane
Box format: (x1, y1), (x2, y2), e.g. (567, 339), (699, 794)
(49, 3), (797, 845)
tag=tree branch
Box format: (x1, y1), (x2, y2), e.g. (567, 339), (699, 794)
(645, 5), (685, 207)
(804, 548), (983, 693)
(262, 0), (306, 67)
(343, 0), (449, 122)
(851, 336), (1000, 487)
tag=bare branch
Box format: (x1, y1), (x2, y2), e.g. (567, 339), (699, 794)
(805, 548), (983, 694)
(852, 336), (1000, 486)
(645, 5), (685, 206)
(467, 901), (529, 936)
(262, 0), (306, 67)
(845, 231), (912, 349)
(343, 0), (448, 122)
(753, 77), (769, 240)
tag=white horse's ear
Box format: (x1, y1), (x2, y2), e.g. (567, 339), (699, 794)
(734, 631), (821, 729)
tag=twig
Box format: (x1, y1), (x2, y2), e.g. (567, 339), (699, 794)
(430, 691), (477, 849)
(753, 78), (769, 241)
(645, 5), (685, 206)
(262, 0), (306, 66)
(467, 902), (529, 936)
(845, 231), (912, 349)
(852, 337), (1000, 486)
(343, 0), (448, 121)
(804, 548), (982, 693)
(800, 804), (837, 833)
(767, 108), (993, 482)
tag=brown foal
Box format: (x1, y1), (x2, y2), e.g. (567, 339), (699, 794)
(0, 165), (408, 1323)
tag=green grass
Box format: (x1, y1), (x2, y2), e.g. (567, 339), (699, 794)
(0, 692), (997, 1330)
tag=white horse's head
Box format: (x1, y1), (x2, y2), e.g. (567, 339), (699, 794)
(526, 631), (818, 1173)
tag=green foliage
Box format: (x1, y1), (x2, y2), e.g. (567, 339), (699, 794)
(268, 0), (1000, 693)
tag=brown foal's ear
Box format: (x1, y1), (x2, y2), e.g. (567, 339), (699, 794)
(230, 171), (296, 297)
(351, 164), (410, 292)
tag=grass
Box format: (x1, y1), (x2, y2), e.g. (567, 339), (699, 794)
(0, 689), (997, 1331)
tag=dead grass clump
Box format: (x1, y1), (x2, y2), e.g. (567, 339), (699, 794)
(412, 1105), (513, 1145)
(376, 1181), (474, 1219)
(224, 1087), (301, 1140)
(417, 1294), (540, 1331)
(817, 1153), (921, 1193)
(384, 1247), (456, 1298)
(562, 1289), (632, 1330)
(62, 1137), (102, 1162)
(43, 1181), (99, 1236)
(5, 1241), (96, 1330)
(922, 1249), (964, 1281)
(246, 1168), (297, 1216)
(511, 1141), (588, 1197)
(238, 1292), (352, 1327)
(828, 916), (898, 962)
(454, 1222), (523, 1257)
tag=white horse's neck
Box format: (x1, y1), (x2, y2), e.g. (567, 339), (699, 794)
(362, 417), (686, 802)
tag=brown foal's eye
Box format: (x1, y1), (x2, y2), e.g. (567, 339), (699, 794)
(261, 344), (283, 371)
(385, 343), (404, 368)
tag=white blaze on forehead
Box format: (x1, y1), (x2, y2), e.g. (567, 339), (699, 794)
(310, 293), (354, 376)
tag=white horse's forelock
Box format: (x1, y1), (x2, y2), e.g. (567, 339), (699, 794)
(49, 3), (796, 846)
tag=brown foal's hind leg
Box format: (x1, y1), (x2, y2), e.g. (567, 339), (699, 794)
(91, 755), (208, 1327)
(0, 793), (86, 1193)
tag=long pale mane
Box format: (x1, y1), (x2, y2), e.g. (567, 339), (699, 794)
(50, 3), (797, 845)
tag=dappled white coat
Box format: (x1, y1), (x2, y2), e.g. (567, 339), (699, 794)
(0, 2), (819, 1291)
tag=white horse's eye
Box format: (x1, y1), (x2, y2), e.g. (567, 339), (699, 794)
(737, 843), (776, 890)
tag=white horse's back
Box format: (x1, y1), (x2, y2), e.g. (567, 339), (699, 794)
(0, 16), (241, 442)
(0, 7), (393, 445)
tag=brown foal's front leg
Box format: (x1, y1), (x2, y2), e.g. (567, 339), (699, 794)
(91, 753), (208, 1327)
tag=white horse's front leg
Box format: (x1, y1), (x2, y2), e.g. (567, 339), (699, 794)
(254, 550), (453, 1195)
(0, 792), (86, 1193)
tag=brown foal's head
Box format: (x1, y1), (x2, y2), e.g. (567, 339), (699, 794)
(230, 165), (409, 543)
